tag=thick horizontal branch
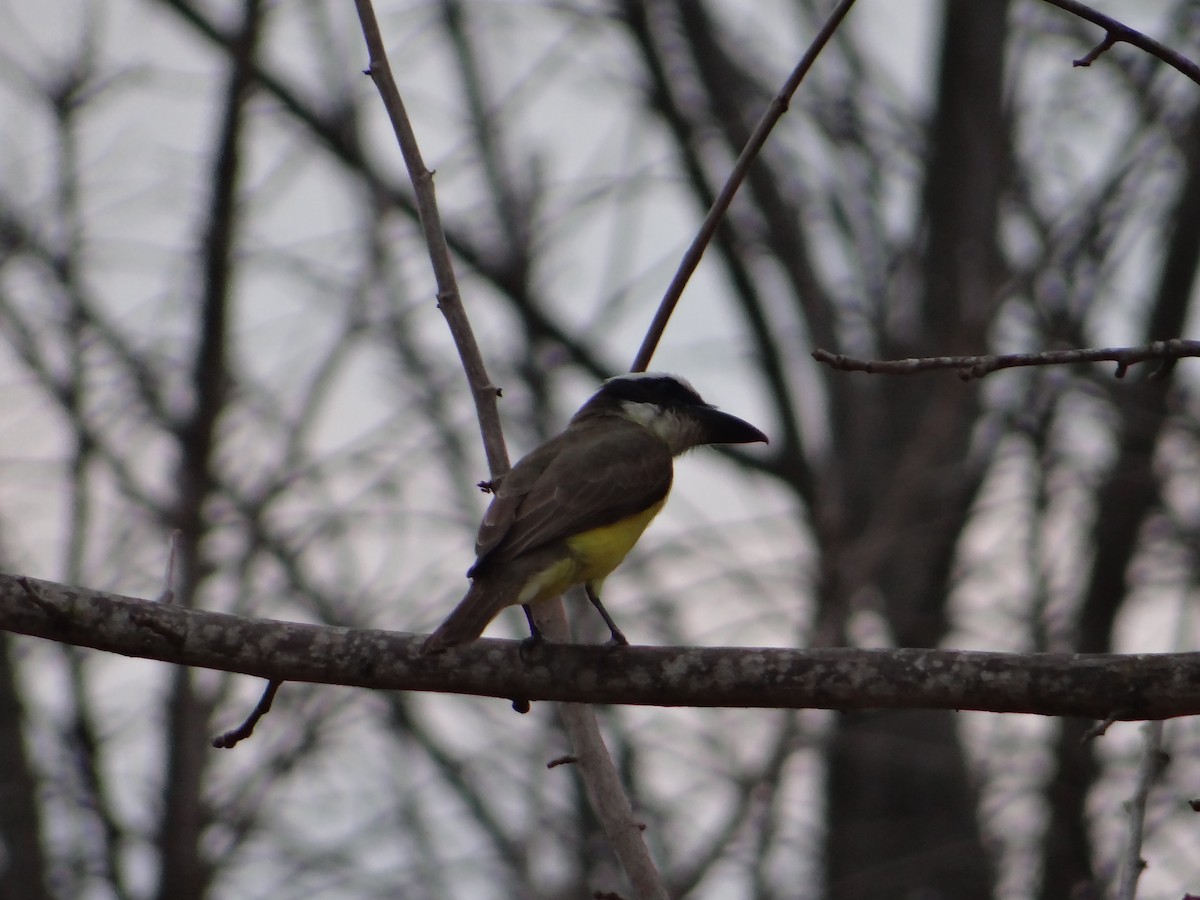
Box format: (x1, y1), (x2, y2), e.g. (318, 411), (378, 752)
(3, 573), (1198, 719)
(812, 339), (1200, 380)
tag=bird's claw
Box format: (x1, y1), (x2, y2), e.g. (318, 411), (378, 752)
(519, 633), (545, 664)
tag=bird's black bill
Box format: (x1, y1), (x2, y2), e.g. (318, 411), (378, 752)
(696, 406), (768, 445)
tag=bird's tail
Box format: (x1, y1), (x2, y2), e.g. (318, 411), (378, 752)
(420, 578), (509, 654)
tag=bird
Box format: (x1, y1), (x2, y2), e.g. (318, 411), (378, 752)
(420, 372), (767, 654)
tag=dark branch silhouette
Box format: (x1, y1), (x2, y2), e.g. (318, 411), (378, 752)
(1040, 0), (1200, 84)
(812, 339), (1200, 380)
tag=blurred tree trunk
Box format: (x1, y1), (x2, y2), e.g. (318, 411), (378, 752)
(821, 2), (1007, 895)
(153, 1), (263, 897)
(1037, 102), (1200, 900)
(0, 637), (52, 900)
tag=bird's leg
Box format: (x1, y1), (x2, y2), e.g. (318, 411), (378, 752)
(518, 604), (544, 663)
(522, 604), (543, 641)
(585, 583), (629, 646)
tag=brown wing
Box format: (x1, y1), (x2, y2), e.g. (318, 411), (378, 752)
(471, 417), (673, 572)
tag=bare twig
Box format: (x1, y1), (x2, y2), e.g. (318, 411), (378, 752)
(1116, 720), (1166, 900)
(158, 530), (181, 603)
(212, 679), (282, 749)
(812, 339), (1200, 380)
(1081, 709), (1129, 743)
(1039, 0), (1200, 86)
(630, 0), (858, 371)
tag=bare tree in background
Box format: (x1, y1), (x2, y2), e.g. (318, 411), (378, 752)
(2, 1), (1199, 898)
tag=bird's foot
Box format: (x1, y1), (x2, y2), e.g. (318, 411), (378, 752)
(518, 632), (545, 664)
(604, 629), (630, 648)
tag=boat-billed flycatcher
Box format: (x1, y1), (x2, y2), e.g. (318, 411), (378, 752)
(420, 372), (767, 654)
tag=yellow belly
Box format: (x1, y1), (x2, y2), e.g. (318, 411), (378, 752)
(567, 498), (666, 582)
(516, 499), (666, 605)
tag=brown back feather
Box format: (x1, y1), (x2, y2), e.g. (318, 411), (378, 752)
(470, 417), (672, 575)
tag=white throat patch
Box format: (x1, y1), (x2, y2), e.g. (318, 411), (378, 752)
(620, 401), (703, 455)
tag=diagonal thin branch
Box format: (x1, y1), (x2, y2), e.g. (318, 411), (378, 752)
(352, 5), (665, 897)
(353, 0), (508, 476)
(630, 0), (858, 372)
(1116, 720), (1165, 900)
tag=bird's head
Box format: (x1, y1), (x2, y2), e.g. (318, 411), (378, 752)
(573, 372), (768, 455)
